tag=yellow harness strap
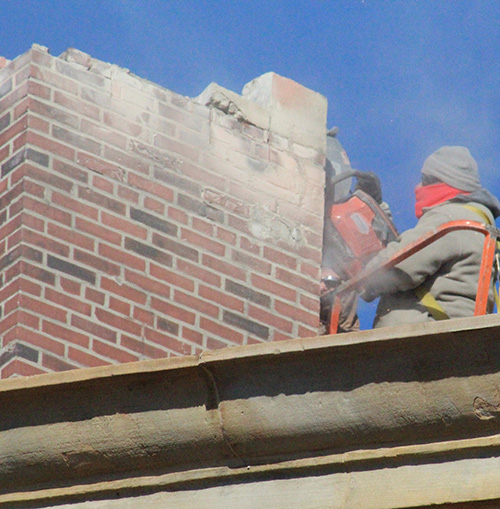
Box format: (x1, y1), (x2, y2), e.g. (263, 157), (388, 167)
(414, 285), (449, 320)
(462, 204), (493, 225)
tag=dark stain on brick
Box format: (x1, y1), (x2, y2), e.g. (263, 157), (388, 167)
(152, 232), (199, 262)
(26, 148), (49, 167)
(225, 279), (271, 308)
(1, 149), (26, 177)
(223, 310), (269, 340)
(0, 112), (10, 131)
(130, 208), (177, 236)
(157, 317), (179, 335)
(0, 341), (39, 367)
(178, 194), (224, 223)
(48, 255), (96, 284)
(125, 238), (173, 266)
(154, 167), (200, 195)
(78, 187), (126, 215)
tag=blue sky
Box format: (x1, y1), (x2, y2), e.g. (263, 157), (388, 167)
(2, 0), (499, 328)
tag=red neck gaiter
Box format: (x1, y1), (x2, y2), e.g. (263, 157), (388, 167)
(415, 182), (469, 218)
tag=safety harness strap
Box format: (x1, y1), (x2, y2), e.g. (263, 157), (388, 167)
(415, 204), (495, 320)
(414, 284), (449, 320)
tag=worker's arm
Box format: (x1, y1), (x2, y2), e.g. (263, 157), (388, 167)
(360, 206), (458, 301)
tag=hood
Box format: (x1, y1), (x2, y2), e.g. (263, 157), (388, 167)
(452, 187), (500, 218)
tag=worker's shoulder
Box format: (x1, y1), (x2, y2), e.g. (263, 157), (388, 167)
(428, 200), (493, 223)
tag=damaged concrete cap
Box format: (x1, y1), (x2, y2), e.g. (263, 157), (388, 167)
(243, 72), (327, 151)
(197, 72), (327, 152)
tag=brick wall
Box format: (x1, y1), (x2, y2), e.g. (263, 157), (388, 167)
(0, 44), (327, 378)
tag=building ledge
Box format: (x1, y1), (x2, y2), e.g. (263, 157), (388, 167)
(2, 315), (500, 506)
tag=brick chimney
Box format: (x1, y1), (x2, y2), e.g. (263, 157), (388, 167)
(0, 45), (327, 378)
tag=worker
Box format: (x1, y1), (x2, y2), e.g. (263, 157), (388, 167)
(360, 146), (500, 328)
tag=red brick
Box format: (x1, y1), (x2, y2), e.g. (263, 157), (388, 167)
(92, 174), (114, 193)
(202, 254), (246, 281)
(264, 245), (297, 270)
(18, 277), (42, 297)
(109, 296), (131, 316)
(144, 196), (165, 214)
(0, 311), (19, 338)
(149, 263), (195, 292)
(29, 97), (79, 128)
(103, 110), (143, 138)
(48, 223), (95, 252)
(143, 327), (192, 355)
(104, 145), (149, 173)
(300, 260), (321, 279)
(77, 152), (123, 180)
(0, 145), (10, 164)
(1, 359), (46, 378)
(200, 317), (243, 344)
(216, 226), (237, 246)
(93, 339), (139, 363)
(0, 81), (28, 112)
(19, 260), (56, 286)
(274, 299), (319, 328)
(27, 80), (51, 100)
(71, 315), (117, 343)
(120, 334), (168, 359)
(14, 97), (30, 120)
(181, 326), (203, 346)
(118, 185), (140, 204)
(206, 336), (233, 350)
(101, 276), (148, 305)
(60, 277), (81, 296)
(99, 243), (146, 271)
(74, 248), (121, 276)
(23, 228), (70, 257)
(300, 293), (320, 313)
(53, 90), (100, 119)
(128, 173), (174, 202)
(174, 289), (219, 318)
(298, 325), (319, 338)
(232, 249), (272, 275)
(45, 287), (91, 315)
(53, 158), (89, 183)
(151, 297), (196, 325)
(42, 353), (78, 372)
(20, 294), (67, 323)
(42, 320), (89, 348)
(75, 217), (122, 245)
(192, 217), (214, 236)
(95, 307), (142, 337)
(125, 268), (171, 296)
(26, 130), (75, 161)
(133, 306), (155, 327)
(16, 325), (66, 356)
(275, 267), (318, 294)
(24, 196), (73, 226)
(85, 287), (105, 305)
(251, 274), (296, 303)
(248, 304), (294, 333)
(67, 347), (109, 368)
(17, 309), (40, 329)
(0, 116), (27, 148)
(167, 206), (188, 224)
(199, 285), (244, 313)
(27, 114), (50, 133)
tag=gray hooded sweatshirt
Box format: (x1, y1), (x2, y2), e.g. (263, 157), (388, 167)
(362, 147), (500, 329)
